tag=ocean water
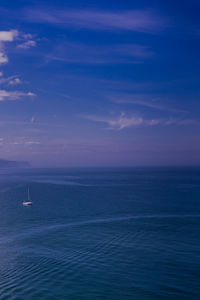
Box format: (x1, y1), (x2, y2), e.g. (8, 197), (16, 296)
(0, 167), (200, 300)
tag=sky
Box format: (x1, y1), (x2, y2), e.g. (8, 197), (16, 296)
(0, 0), (200, 167)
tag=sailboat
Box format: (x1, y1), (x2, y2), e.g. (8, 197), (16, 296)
(23, 187), (33, 206)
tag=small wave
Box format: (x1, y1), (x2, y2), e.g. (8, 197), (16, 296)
(31, 179), (93, 186)
(0, 213), (200, 246)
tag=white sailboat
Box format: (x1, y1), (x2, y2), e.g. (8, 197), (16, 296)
(23, 187), (33, 206)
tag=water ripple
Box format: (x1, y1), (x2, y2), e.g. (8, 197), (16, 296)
(0, 213), (200, 246)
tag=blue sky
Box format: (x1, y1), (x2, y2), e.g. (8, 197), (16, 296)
(0, 0), (200, 167)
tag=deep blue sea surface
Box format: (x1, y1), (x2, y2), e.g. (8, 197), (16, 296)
(0, 167), (200, 299)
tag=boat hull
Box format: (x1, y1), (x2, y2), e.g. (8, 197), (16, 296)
(23, 201), (33, 206)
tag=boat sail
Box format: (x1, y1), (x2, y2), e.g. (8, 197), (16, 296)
(23, 187), (33, 206)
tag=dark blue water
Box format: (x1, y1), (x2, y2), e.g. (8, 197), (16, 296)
(0, 167), (200, 299)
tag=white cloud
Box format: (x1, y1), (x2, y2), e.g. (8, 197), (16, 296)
(0, 31), (36, 104)
(0, 30), (18, 42)
(84, 112), (199, 130)
(0, 30), (19, 65)
(0, 90), (36, 101)
(85, 113), (144, 130)
(0, 30), (36, 66)
(8, 77), (22, 85)
(17, 40), (36, 49)
(0, 75), (20, 84)
(27, 92), (36, 97)
(108, 114), (143, 130)
(147, 119), (161, 126)
(0, 52), (8, 64)
(24, 141), (40, 145)
(12, 141), (40, 145)
(22, 33), (34, 39)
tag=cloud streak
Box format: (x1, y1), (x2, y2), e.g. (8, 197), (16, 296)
(46, 42), (154, 65)
(24, 8), (166, 33)
(109, 93), (188, 114)
(17, 39), (36, 49)
(84, 113), (199, 130)
(0, 90), (36, 101)
(0, 75), (20, 85)
(84, 113), (144, 130)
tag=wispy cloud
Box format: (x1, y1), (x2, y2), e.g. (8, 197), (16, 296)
(15, 32), (37, 49)
(8, 77), (22, 85)
(84, 113), (144, 130)
(109, 93), (187, 113)
(0, 90), (36, 101)
(24, 8), (167, 33)
(46, 42), (154, 65)
(164, 117), (200, 126)
(84, 113), (199, 130)
(12, 140), (40, 145)
(0, 136), (41, 146)
(0, 75), (20, 85)
(17, 39), (36, 49)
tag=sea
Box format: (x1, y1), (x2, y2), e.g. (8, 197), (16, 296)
(0, 167), (199, 300)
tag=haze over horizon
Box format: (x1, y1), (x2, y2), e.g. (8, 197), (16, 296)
(0, 0), (200, 167)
